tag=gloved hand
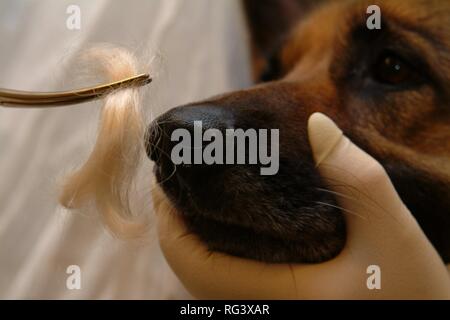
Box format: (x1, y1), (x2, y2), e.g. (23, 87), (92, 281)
(154, 112), (450, 299)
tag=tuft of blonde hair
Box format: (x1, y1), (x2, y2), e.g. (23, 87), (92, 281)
(59, 46), (149, 238)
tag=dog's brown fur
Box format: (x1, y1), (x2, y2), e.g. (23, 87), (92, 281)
(149, 0), (450, 263)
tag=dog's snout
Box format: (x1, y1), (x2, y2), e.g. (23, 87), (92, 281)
(146, 104), (234, 165)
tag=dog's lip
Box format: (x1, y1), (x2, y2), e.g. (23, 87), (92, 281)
(154, 169), (319, 241)
(176, 210), (268, 250)
(177, 204), (307, 244)
(153, 166), (247, 229)
(174, 199), (245, 233)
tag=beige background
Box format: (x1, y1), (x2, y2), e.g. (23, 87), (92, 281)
(0, 0), (251, 299)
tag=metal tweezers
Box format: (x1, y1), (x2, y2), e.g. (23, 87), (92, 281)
(0, 74), (152, 108)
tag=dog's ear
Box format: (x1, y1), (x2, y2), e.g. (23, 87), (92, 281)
(243, 0), (326, 80)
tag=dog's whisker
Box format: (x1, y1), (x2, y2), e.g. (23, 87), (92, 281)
(315, 187), (362, 202)
(318, 167), (392, 217)
(314, 201), (368, 220)
(157, 163), (178, 185)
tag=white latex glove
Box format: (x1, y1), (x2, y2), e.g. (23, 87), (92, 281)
(153, 112), (450, 299)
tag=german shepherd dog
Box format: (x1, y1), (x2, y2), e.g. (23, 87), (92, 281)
(147, 0), (450, 264)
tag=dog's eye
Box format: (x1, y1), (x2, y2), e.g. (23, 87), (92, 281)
(371, 51), (418, 86)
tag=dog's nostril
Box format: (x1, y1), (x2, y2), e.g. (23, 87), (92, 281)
(146, 105), (235, 166)
(145, 122), (162, 162)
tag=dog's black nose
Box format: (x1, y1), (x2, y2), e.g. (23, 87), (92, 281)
(146, 104), (234, 165)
